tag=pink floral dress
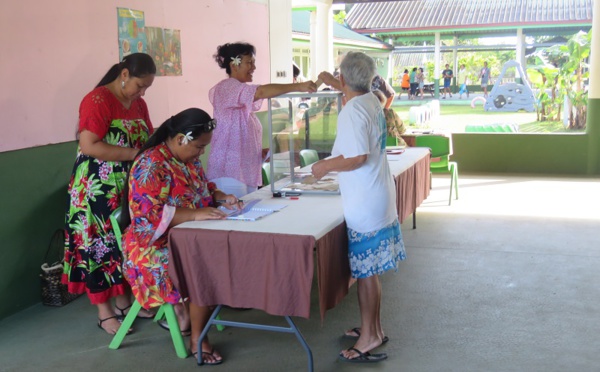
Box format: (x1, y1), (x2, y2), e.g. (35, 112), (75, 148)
(207, 78), (264, 187)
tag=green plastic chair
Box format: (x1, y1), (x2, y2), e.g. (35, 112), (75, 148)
(386, 136), (398, 146)
(262, 162), (271, 186)
(299, 149), (319, 167)
(415, 135), (459, 205)
(108, 207), (189, 358)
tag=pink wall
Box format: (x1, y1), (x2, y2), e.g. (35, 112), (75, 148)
(0, 0), (270, 153)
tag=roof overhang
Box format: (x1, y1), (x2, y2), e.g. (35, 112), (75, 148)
(292, 32), (392, 51)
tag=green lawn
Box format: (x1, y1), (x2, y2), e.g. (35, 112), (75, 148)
(392, 105), (585, 133)
(270, 102), (585, 141)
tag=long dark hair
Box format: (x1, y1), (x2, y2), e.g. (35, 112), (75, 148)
(136, 108), (216, 157)
(96, 53), (156, 88)
(120, 108), (216, 227)
(213, 42), (255, 75)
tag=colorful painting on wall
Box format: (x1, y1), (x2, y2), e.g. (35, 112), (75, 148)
(117, 8), (147, 60)
(145, 27), (182, 76)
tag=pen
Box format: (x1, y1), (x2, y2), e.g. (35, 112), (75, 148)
(216, 199), (244, 204)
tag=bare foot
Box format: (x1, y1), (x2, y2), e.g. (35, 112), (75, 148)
(138, 308), (155, 318)
(345, 327), (389, 345)
(345, 327), (361, 337)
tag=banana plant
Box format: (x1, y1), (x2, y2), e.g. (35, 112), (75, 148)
(526, 30), (590, 128)
(560, 31), (590, 129)
(527, 64), (561, 122)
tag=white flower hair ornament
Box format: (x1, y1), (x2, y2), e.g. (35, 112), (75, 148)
(181, 131), (194, 145)
(231, 56), (242, 66)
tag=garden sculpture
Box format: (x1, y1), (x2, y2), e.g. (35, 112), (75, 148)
(484, 60), (535, 112)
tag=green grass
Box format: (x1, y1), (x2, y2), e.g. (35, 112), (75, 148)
(519, 121), (585, 133)
(392, 105), (585, 133)
(270, 102), (586, 139)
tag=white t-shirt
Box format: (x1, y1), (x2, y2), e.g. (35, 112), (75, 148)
(459, 68), (469, 84)
(331, 92), (398, 232)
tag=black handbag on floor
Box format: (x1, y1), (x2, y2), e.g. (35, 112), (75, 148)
(40, 229), (81, 306)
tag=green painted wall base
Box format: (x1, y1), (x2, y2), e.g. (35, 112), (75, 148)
(452, 132), (590, 174)
(586, 98), (600, 174)
(0, 141), (77, 320)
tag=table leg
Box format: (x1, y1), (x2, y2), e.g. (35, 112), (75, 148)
(197, 305), (314, 372)
(196, 305), (222, 366)
(286, 316), (314, 372)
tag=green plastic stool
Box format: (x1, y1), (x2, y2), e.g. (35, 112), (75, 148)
(109, 302), (189, 358)
(108, 209), (224, 358)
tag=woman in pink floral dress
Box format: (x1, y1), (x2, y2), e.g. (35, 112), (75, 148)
(208, 42), (317, 198)
(123, 108), (240, 365)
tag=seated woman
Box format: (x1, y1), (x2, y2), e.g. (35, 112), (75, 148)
(122, 108), (240, 365)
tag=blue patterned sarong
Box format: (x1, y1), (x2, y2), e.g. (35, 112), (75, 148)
(347, 219), (406, 279)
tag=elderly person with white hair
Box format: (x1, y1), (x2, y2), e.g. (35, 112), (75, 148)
(314, 52), (405, 364)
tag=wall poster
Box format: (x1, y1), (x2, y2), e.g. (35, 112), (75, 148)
(145, 27), (183, 76)
(117, 8), (147, 61)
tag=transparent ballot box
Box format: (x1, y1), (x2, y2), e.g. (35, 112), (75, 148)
(267, 91), (343, 195)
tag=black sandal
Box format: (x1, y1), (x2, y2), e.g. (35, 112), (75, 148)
(97, 315), (132, 335)
(115, 303), (154, 319)
(342, 327), (389, 344)
(338, 347), (387, 363)
(196, 347), (223, 366)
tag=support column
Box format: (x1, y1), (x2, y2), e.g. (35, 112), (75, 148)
(434, 32), (441, 99)
(268, 0), (293, 83)
(310, 10), (317, 80)
(453, 35), (458, 93)
(312, 2), (333, 80)
(387, 52), (394, 85)
(516, 28), (524, 82)
(586, 0), (600, 174)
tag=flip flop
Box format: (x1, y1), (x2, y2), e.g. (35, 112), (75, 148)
(97, 315), (132, 335)
(157, 319), (191, 337)
(342, 327), (389, 344)
(338, 347), (387, 364)
(115, 304), (155, 320)
(193, 348), (224, 366)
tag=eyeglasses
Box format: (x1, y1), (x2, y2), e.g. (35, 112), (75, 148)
(191, 119), (217, 132)
(201, 119), (217, 131)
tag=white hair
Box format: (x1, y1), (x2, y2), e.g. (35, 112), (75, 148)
(339, 52), (375, 93)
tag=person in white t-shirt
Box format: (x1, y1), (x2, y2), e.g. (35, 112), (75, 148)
(314, 52), (405, 364)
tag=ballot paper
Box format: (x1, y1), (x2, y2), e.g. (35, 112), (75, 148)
(218, 199), (287, 221)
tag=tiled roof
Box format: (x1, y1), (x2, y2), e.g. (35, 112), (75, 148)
(292, 10), (392, 50)
(346, 0), (593, 34)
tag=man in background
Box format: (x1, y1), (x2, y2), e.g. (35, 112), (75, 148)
(442, 63), (453, 99)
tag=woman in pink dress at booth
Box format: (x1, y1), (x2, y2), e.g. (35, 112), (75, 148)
(208, 42), (317, 198)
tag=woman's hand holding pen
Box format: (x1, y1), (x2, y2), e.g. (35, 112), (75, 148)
(213, 191), (244, 211)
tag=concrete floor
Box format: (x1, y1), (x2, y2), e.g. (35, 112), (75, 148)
(1, 174), (599, 372)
